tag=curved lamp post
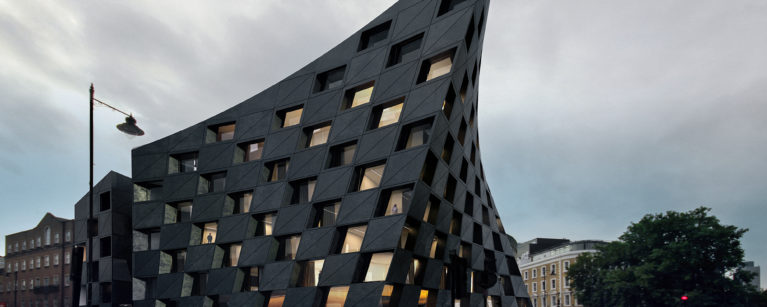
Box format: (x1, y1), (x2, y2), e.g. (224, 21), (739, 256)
(72, 84), (144, 307)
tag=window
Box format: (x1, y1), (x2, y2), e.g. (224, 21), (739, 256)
(342, 82), (375, 110)
(44, 226), (51, 245)
(268, 290), (286, 307)
(417, 49), (455, 83)
(564, 261), (570, 272)
(65, 253), (71, 264)
(449, 211), (462, 236)
(277, 106), (304, 128)
(198, 172), (226, 194)
(277, 235), (301, 260)
(524, 271), (529, 280)
(420, 152), (438, 186)
(171, 250), (186, 273)
(36, 257), (41, 268)
(551, 279), (556, 289)
(201, 222), (218, 244)
(244, 267), (260, 291)
(340, 225), (367, 253)
(22, 241), (26, 250)
(353, 162), (386, 191)
(289, 178), (317, 204)
(397, 118), (433, 150)
(21, 260), (26, 271)
(429, 234), (446, 259)
(565, 294), (571, 306)
(541, 280), (546, 291)
(326, 286), (350, 307)
(422, 197), (440, 224)
(378, 186), (412, 216)
(206, 123), (236, 143)
(564, 277), (570, 288)
(405, 258), (424, 284)
(359, 20), (391, 51)
(314, 66), (346, 93)
(169, 152), (198, 174)
(387, 33), (423, 67)
(327, 141), (356, 167)
(441, 135), (454, 163)
(66, 231), (71, 242)
(370, 98), (404, 129)
(169, 201), (193, 223)
(443, 175), (456, 203)
(100, 236), (111, 257)
(551, 263), (557, 274)
(442, 86), (456, 119)
(465, 16), (475, 51)
(228, 244), (242, 267)
(532, 268), (537, 278)
(364, 252), (393, 282)
(437, 0), (468, 16)
(542, 266), (547, 277)
(312, 201), (341, 228)
(231, 192), (252, 214)
(304, 123), (331, 147)
(459, 159), (468, 182)
(134, 181), (163, 202)
(54, 233), (59, 244)
(37, 236), (41, 247)
(457, 119), (467, 145)
(257, 213), (275, 236)
(264, 159), (289, 182)
(235, 140), (265, 162)
(298, 259), (325, 287)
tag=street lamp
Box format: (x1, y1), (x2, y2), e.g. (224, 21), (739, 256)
(72, 84), (144, 307)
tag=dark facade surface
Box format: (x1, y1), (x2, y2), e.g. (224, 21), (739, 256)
(131, 0), (530, 306)
(1, 214), (74, 307)
(73, 171), (134, 306)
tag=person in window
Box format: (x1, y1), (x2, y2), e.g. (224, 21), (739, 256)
(392, 204), (399, 214)
(207, 233), (213, 244)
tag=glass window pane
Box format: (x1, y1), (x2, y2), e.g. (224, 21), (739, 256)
(365, 252), (393, 282)
(350, 85), (374, 108)
(309, 125), (331, 147)
(378, 103), (403, 128)
(246, 142), (264, 161)
(217, 124), (235, 141)
(238, 193), (252, 213)
(267, 291), (286, 307)
(229, 244), (241, 267)
(316, 202), (340, 228)
(326, 286), (350, 307)
(263, 214), (274, 236)
(302, 260), (324, 287)
(385, 188), (411, 216)
(177, 202), (193, 222)
(283, 108), (303, 127)
(360, 164), (385, 191)
(203, 223), (217, 244)
(426, 56), (452, 81)
(341, 225), (367, 253)
(405, 124), (430, 149)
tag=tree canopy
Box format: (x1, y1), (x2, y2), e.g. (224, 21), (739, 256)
(569, 207), (762, 306)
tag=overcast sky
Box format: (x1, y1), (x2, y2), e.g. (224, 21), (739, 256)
(1, 0), (765, 287)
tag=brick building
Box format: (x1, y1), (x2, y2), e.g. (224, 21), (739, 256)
(0, 213), (74, 307)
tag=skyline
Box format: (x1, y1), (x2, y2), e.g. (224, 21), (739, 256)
(1, 0), (765, 287)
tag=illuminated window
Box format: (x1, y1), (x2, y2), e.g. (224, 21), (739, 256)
(314, 66), (346, 93)
(304, 123), (331, 147)
(326, 286), (350, 307)
(328, 141), (356, 168)
(313, 201), (341, 228)
(235, 140), (264, 163)
(340, 225), (367, 253)
(380, 285), (395, 306)
(169, 201), (193, 223)
(257, 213), (275, 236)
(371, 98), (404, 129)
(429, 234), (445, 259)
(343, 82), (375, 110)
(289, 178), (317, 204)
(405, 258), (424, 284)
(198, 172), (226, 194)
(359, 21), (391, 51)
(168, 152), (198, 174)
(231, 192), (252, 214)
(387, 33), (423, 67)
(354, 162), (386, 191)
(299, 259), (325, 287)
(267, 290), (286, 307)
(417, 49), (455, 83)
(397, 118), (432, 150)
(278, 235), (301, 260)
(265, 159), (289, 182)
(378, 187), (412, 216)
(364, 252), (393, 282)
(449, 211), (462, 236)
(422, 197), (440, 224)
(228, 244), (242, 267)
(400, 224), (418, 250)
(418, 289), (429, 305)
(201, 222), (217, 244)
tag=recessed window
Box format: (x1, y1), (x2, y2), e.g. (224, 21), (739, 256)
(340, 225), (367, 254)
(268, 290), (286, 307)
(304, 123), (331, 148)
(198, 172), (226, 194)
(230, 192), (252, 214)
(429, 234), (446, 259)
(314, 66), (346, 93)
(364, 252), (393, 282)
(326, 286), (350, 306)
(171, 250), (186, 273)
(134, 181), (163, 202)
(277, 106), (304, 128)
(206, 123), (236, 143)
(234, 140), (264, 163)
(406, 258), (425, 284)
(298, 259), (325, 287)
(472, 61), (479, 86)
(444, 175), (456, 203)
(417, 49), (455, 83)
(227, 244), (242, 267)
(99, 191), (111, 211)
(289, 178), (317, 204)
(377, 186), (412, 216)
(201, 222), (218, 244)
(473, 223), (482, 245)
(457, 119), (467, 145)
(169, 201), (193, 223)
(397, 118), (433, 150)
(100, 237), (111, 257)
(459, 73), (469, 102)
(342, 82), (375, 110)
(244, 267), (260, 291)
(442, 85), (456, 119)
(460, 159), (468, 182)
(465, 16), (475, 51)
(464, 194), (474, 216)
(441, 136), (454, 164)
(312, 200), (341, 228)
(352, 162), (386, 192)
(277, 235), (301, 260)
(169, 152), (198, 174)
(370, 98), (404, 129)
(423, 196), (440, 225)
(437, 0), (468, 16)
(359, 20), (391, 51)
(133, 229), (161, 251)
(420, 152), (438, 186)
(327, 141), (356, 168)
(256, 213), (275, 236)
(387, 33), (424, 67)
(264, 159), (290, 182)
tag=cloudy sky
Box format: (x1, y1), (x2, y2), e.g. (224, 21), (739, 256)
(1, 0), (765, 286)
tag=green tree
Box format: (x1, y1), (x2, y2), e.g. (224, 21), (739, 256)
(569, 207), (761, 306)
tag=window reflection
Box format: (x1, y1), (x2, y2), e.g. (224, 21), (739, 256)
(341, 225), (367, 253)
(365, 252), (393, 282)
(326, 286), (350, 307)
(359, 164), (385, 191)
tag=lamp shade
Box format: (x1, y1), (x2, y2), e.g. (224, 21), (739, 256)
(116, 115), (145, 136)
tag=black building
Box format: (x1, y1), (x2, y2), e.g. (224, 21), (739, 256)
(130, 0), (530, 306)
(73, 171), (134, 306)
